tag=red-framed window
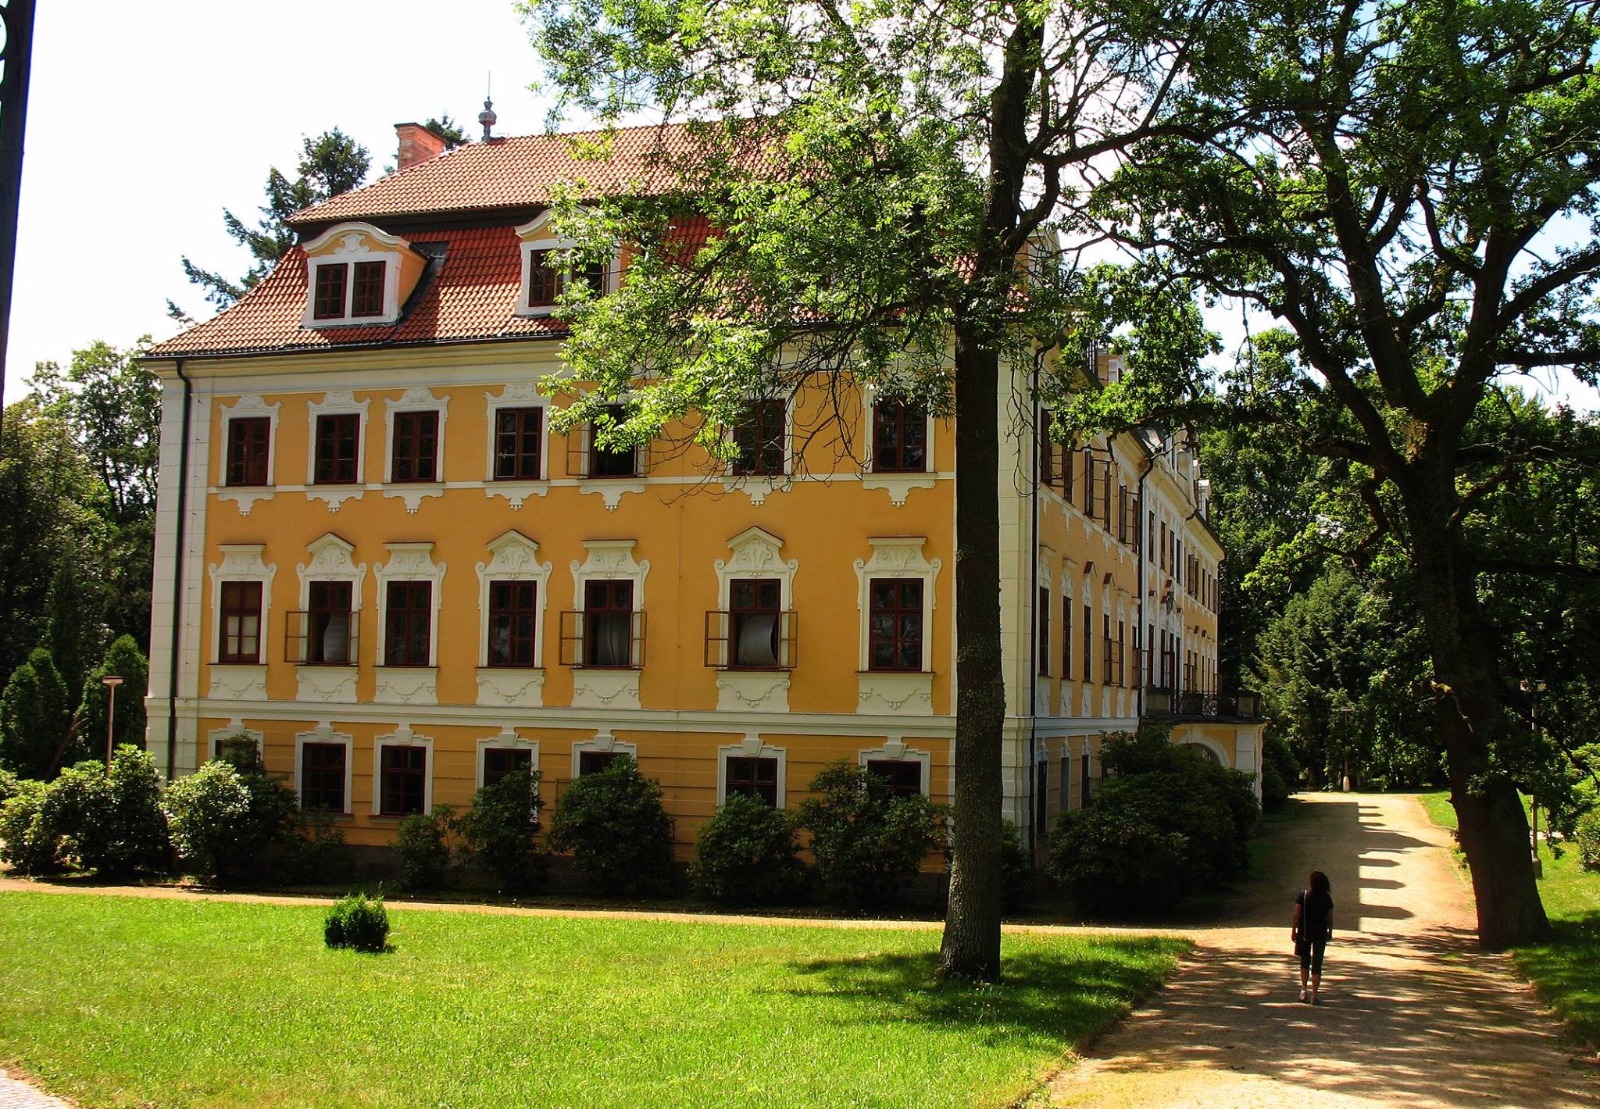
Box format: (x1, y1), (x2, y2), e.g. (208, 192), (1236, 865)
(482, 747), (533, 788)
(390, 410), (439, 483)
(379, 745), (427, 816)
(225, 417), (270, 486)
(583, 579), (634, 668)
(588, 404), (637, 478)
(351, 261), (385, 317)
(1061, 596), (1073, 680)
(874, 401), (927, 473)
(868, 578), (923, 672)
(729, 578), (781, 669)
(1082, 603), (1093, 684)
(578, 750), (624, 776)
(219, 580), (262, 664)
(733, 399), (786, 476)
(384, 581), (432, 667)
(313, 413), (360, 484)
(300, 742), (347, 812)
(494, 407), (543, 480)
(488, 581), (538, 668)
(725, 756), (778, 807)
(527, 249), (563, 307)
(306, 581), (354, 665)
(1037, 586), (1051, 677)
(866, 759), (922, 798)
(312, 264), (348, 320)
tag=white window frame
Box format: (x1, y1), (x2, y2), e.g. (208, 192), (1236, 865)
(301, 222), (412, 328)
(375, 542), (445, 668)
(725, 395), (793, 479)
(484, 381), (551, 488)
(305, 390), (372, 508)
(716, 735), (787, 808)
(382, 386), (450, 485)
(207, 544), (274, 666)
(477, 530), (552, 669)
(207, 723), (264, 762)
(857, 737), (931, 798)
(712, 525), (797, 661)
(513, 210), (616, 318)
(294, 724), (355, 815)
(853, 536), (941, 673)
(476, 729), (540, 790)
(373, 726), (434, 816)
(218, 395), (280, 488)
(569, 539), (649, 660)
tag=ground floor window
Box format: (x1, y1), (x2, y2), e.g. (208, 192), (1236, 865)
(725, 755), (779, 806)
(300, 742), (347, 812)
(865, 759), (923, 798)
(482, 746), (534, 788)
(379, 745), (428, 815)
(578, 749), (625, 777)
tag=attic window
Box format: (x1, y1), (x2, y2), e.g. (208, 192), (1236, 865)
(313, 260), (386, 321)
(300, 222), (425, 329)
(515, 211), (614, 317)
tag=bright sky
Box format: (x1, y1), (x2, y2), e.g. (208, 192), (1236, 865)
(3, 0), (560, 401)
(5, 1), (1594, 415)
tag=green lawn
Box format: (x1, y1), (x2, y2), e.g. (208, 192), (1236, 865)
(0, 892), (1186, 1108)
(1419, 790), (1600, 1048)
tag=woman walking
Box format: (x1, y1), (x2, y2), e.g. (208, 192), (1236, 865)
(1292, 870), (1334, 1003)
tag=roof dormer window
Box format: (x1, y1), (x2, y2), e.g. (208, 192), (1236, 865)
(515, 211), (614, 317)
(301, 222), (426, 329)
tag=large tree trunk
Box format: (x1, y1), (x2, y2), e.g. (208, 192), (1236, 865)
(939, 327), (1007, 981)
(1403, 483), (1550, 951)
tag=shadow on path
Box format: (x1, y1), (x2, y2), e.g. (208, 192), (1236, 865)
(1047, 794), (1600, 1109)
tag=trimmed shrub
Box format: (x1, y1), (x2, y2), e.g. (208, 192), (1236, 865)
(70, 746), (169, 877)
(797, 761), (945, 907)
(999, 818), (1035, 913)
(0, 648), (72, 780)
(1046, 729), (1260, 917)
(395, 806), (460, 891)
(1260, 734), (1298, 813)
(461, 768), (548, 895)
(690, 792), (806, 905)
(549, 755), (676, 897)
(324, 892), (390, 952)
(163, 760), (251, 878)
(1575, 808), (1600, 872)
(277, 809), (347, 885)
(0, 779), (59, 875)
(215, 738), (299, 874)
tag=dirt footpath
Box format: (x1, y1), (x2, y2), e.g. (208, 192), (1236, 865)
(1047, 793), (1598, 1109)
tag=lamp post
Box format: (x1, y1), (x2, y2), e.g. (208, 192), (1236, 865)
(101, 674), (123, 773)
(1339, 704), (1355, 792)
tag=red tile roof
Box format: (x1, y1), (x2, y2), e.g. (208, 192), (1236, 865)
(149, 226), (565, 358)
(288, 123), (706, 228)
(148, 216), (720, 359)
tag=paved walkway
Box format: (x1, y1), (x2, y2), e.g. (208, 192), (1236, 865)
(1048, 793), (1599, 1108)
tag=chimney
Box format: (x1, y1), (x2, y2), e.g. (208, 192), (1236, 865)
(395, 122), (447, 171)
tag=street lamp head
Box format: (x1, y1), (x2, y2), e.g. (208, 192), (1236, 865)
(102, 675), (123, 688)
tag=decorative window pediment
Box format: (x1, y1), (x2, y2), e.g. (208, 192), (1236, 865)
(301, 222), (425, 328)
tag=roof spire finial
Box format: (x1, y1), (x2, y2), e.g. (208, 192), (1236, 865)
(479, 73), (497, 141)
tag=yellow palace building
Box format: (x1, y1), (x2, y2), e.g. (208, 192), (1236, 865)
(143, 122), (1263, 858)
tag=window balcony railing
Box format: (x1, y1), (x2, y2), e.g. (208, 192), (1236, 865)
(285, 610), (360, 665)
(704, 610), (797, 670)
(1143, 686), (1264, 721)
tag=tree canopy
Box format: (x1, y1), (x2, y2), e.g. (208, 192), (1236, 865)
(1069, 0), (1600, 948)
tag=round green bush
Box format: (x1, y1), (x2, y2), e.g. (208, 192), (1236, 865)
(52, 747), (170, 878)
(796, 761), (945, 907)
(461, 767), (549, 895)
(324, 892), (390, 952)
(1575, 808), (1600, 872)
(690, 792), (805, 905)
(549, 756), (676, 897)
(163, 760), (252, 878)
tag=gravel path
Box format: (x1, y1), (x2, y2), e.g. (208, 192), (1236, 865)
(1046, 792), (1599, 1108)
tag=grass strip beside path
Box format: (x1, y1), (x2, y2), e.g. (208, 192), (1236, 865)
(1418, 790), (1600, 1050)
(0, 891), (1186, 1109)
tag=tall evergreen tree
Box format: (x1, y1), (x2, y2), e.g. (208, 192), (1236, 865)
(174, 129), (371, 315)
(0, 649), (71, 779)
